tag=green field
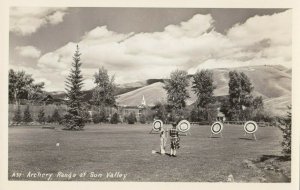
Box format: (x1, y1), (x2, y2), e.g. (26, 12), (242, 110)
(8, 124), (290, 182)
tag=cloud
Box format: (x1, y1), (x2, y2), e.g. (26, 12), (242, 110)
(34, 10), (291, 91)
(10, 7), (68, 36)
(15, 46), (41, 58)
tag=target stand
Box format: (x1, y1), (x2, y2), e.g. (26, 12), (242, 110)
(177, 120), (191, 136)
(149, 120), (163, 134)
(243, 121), (258, 141)
(210, 121), (224, 138)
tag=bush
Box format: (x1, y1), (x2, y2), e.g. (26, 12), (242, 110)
(139, 114), (146, 124)
(127, 112), (137, 124)
(23, 105), (33, 123)
(37, 108), (46, 124)
(92, 112), (102, 124)
(110, 112), (119, 124)
(13, 106), (22, 124)
(51, 109), (62, 124)
(92, 107), (108, 124)
(278, 106), (291, 156)
(46, 115), (53, 123)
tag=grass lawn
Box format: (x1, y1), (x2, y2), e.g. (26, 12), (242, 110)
(8, 123), (290, 182)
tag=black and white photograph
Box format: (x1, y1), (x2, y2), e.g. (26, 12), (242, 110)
(2, 2), (300, 189)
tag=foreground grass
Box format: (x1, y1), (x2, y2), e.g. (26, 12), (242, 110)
(8, 124), (290, 182)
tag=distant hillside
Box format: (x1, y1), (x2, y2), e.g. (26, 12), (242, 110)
(116, 65), (291, 116)
(47, 65), (291, 116)
(117, 82), (167, 107)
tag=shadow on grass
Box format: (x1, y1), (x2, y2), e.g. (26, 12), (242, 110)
(209, 136), (222, 139)
(255, 154), (291, 163)
(239, 137), (256, 141)
(152, 151), (173, 157)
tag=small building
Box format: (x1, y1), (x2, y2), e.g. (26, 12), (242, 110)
(216, 107), (226, 122)
(117, 95), (148, 122)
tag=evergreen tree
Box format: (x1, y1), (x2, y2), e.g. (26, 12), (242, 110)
(92, 111), (102, 124)
(110, 112), (120, 124)
(164, 70), (189, 114)
(127, 112), (137, 124)
(23, 105), (33, 123)
(37, 107), (46, 124)
(139, 114), (146, 124)
(13, 106), (22, 123)
(63, 45), (85, 130)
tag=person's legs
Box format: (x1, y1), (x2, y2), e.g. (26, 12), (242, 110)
(173, 149), (176, 156)
(160, 138), (165, 154)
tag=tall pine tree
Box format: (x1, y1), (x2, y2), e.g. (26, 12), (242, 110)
(63, 45), (85, 130)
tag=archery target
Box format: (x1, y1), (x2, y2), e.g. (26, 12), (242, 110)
(177, 120), (191, 133)
(244, 121), (258, 134)
(211, 122), (224, 134)
(153, 120), (163, 131)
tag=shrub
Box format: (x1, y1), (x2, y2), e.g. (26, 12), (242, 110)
(278, 106), (291, 156)
(37, 108), (46, 124)
(51, 109), (62, 124)
(13, 106), (22, 124)
(139, 114), (146, 124)
(92, 112), (102, 124)
(127, 112), (137, 124)
(23, 105), (33, 123)
(46, 115), (53, 123)
(110, 112), (119, 124)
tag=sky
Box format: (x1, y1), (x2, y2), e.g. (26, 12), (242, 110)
(9, 8), (291, 91)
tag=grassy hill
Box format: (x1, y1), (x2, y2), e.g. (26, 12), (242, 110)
(116, 65), (291, 116)
(46, 65), (291, 116)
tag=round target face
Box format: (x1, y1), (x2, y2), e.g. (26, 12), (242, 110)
(177, 120), (191, 133)
(211, 122), (223, 134)
(153, 120), (163, 131)
(244, 121), (258, 134)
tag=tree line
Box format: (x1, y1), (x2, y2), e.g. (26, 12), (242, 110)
(9, 45), (271, 129)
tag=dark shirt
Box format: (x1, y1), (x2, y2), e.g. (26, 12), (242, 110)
(169, 128), (178, 138)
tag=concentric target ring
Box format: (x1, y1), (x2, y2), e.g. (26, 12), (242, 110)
(153, 120), (163, 131)
(211, 121), (224, 134)
(244, 121), (258, 134)
(177, 120), (191, 133)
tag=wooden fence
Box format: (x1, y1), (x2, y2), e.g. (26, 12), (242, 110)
(191, 121), (272, 127)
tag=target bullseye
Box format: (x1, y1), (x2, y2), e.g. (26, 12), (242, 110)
(177, 120), (191, 133)
(152, 120), (163, 131)
(244, 121), (258, 134)
(211, 122), (223, 134)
